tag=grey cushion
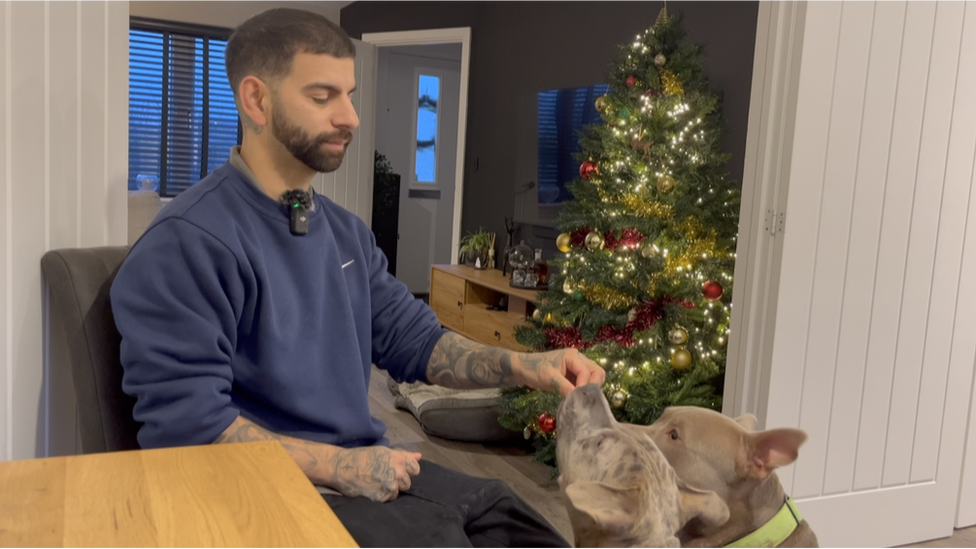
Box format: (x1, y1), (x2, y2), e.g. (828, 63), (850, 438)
(41, 247), (140, 453)
(387, 377), (518, 442)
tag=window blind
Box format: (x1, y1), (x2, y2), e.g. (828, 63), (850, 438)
(128, 20), (239, 197)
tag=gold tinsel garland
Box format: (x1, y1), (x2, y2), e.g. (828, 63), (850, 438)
(621, 193), (674, 219)
(580, 282), (639, 310)
(660, 69), (684, 96)
(642, 217), (723, 294)
(597, 188), (674, 220)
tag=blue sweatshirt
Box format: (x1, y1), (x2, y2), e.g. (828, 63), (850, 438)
(111, 161), (447, 449)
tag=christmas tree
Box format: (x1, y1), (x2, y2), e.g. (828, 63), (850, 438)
(499, 7), (740, 467)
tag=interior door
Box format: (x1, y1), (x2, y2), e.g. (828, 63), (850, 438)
(313, 38), (376, 225)
(761, 2), (976, 546)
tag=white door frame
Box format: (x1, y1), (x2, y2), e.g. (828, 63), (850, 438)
(723, 1), (807, 425)
(361, 27), (471, 266)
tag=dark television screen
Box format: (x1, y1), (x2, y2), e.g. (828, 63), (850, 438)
(536, 83), (610, 205)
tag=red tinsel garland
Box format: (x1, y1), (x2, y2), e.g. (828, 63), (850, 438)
(545, 296), (695, 350)
(544, 327), (591, 350)
(595, 326), (634, 347)
(605, 228), (647, 251)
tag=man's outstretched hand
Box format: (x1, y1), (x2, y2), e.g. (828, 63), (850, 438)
(515, 348), (606, 397)
(425, 332), (607, 398)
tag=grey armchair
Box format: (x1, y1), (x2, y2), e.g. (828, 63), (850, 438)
(41, 246), (140, 453)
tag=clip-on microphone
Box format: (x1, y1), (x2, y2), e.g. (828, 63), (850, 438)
(279, 189), (313, 235)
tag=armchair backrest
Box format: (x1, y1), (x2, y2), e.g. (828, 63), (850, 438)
(41, 246), (140, 453)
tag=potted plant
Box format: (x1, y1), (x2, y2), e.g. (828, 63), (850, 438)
(458, 228), (494, 269)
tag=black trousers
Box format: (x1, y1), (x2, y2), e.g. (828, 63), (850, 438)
(323, 460), (570, 548)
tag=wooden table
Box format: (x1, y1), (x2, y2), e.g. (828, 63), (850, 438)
(0, 441), (358, 547)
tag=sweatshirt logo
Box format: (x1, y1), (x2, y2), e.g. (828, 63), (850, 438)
(342, 260), (355, 269)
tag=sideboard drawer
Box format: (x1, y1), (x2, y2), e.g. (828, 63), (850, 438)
(430, 269), (465, 330)
(463, 305), (527, 352)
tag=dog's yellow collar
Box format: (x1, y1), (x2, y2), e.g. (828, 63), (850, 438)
(723, 497), (803, 548)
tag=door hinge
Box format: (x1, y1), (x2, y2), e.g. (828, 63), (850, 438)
(764, 209), (785, 236)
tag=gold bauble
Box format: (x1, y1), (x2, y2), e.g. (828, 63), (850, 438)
(657, 174), (676, 194)
(556, 232), (572, 253)
(671, 348), (692, 370)
(544, 313), (554, 324)
(585, 231), (605, 251)
(641, 244), (659, 259)
(668, 326), (689, 345)
(595, 95), (607, 112)
(523, 426), (533, 440)
(627, 308), (638, 322)
(609, 389), (628, 409)
(532, 309), (542, 320)
(654, 53), (667, 66)
(563, 279), (574, 294)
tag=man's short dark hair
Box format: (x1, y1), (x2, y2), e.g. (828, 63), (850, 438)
(225, 8), (355, 100)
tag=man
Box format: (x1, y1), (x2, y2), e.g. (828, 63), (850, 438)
(111, 8), (605, 548)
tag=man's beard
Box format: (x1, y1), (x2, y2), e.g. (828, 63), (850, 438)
(270, 101), (353, 173)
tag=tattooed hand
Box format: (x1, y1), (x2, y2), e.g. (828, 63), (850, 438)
(515, 347), (606, 397)
(426, 332), (606, 397)
(330, 446), (423, 502)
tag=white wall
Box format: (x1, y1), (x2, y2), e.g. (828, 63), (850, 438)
(129, 0), (349, 28)
(375, 45), (460, 293)
(0, 1), (129, 461)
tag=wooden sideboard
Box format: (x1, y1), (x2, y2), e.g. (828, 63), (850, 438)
(429, 264), (542, 351)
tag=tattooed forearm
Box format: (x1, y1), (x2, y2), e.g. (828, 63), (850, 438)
(214, 416), (334, 484)
(425, 332), (554, 389)
(214, 416), (421, 502)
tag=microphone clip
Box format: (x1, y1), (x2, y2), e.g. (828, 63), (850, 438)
(280, 189), (313, 236)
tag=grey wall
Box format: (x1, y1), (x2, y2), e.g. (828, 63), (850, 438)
(341, 1), (760, 261)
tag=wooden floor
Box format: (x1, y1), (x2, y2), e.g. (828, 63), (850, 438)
(367, 366), (976, 548)
(903, 527), (976, 548)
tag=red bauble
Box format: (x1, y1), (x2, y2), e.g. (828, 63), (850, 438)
(538, 413), (557, 433)
(580, 160), (599, 180)
(703, 281), (724, 301)
(626, 75), (637, 88)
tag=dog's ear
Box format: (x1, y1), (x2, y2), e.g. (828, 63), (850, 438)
(744, 428), (808, 479)
(677, 478), (729, 528)
(735, 413), (759, 432)
(564, 481), (639, 530)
